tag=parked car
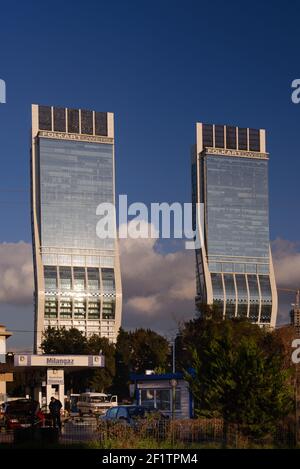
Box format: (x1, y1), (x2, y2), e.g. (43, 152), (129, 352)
(4, 399), (45, 430)
(99, 405), (169, 437)
(77, 392), (118, 416)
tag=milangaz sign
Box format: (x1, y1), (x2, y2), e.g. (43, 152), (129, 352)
(14, 354), (105, 368)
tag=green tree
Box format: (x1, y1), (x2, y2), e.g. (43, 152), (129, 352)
(185, 320), (294, 437)
(130, 328), (170, 373)
(41, 327), (88, 354)
(113, 328), (170, 398)
(41, 328), (115, 393)
(113, 328), (132, 399)
(87, 335), (115, 392)
(176, 316), (271, 371)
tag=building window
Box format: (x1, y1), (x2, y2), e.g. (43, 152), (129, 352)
(81, 109), (93, 135)
(202, 124), (213, 147)
(44, 266), (57, 291)
(249, 128), (260, 152)
(208, 262), (222, 272)
(249, 304), (259, 321)
(53, 107), (66, 132)
(257, 264), (269, 274)
(235, 274), (248, 303)
(156, 389), (170, 411)
(60, 298), (72, 318)
(102, 300), (115, 320)
(74, 267), (86, 291)
(215, 125), (224, 148)
(260, 304), (272, 323)
(45, 296), (58, 318)
(224, 274), (236, 301)
(234, 263), (245, 273)
(87, 268), (100, 291)
(247, 274), (259, 302)
(74, 299), (86, 318)
(237, 304), (248, 318)
(59, 266), (72, 291)
(140, 388), (181, 411)
(95, 112), (108, 136)
(39, 105), (52, 130)
(88, 299), (100, 319)
(235, 274), (248, 318)
(67, 108), (79, 133)
(245, 264), (257, 274)
(225, 303), (236, 319)
(259, 275), (272, 303)
(140, 389), (154, 408)
(211, 273), (224, 301)
(223, 263), (234, 273)
(174, 389), (181, 411)
(102, 268), (115, 292)
(226, 126), (237, 149)
(238, 128), (247, 150)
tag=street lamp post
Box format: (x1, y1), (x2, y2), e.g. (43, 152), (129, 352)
(170, 378), (177, 421)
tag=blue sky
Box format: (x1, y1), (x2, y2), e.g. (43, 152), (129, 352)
(0, 0), (299, 348)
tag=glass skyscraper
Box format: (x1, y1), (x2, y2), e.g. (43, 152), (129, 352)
(192, 123), (277, 327)
(31, 105), (122, 352)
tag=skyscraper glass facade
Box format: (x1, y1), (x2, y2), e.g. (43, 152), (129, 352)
(39, 138), (114, 250)
(31, 105), (122, 351)
(192, 123), (277, 327)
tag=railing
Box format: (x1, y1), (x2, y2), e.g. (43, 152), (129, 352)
(0, 416), (297, 448)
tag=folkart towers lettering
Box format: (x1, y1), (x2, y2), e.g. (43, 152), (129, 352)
(39, 130), (113, 144)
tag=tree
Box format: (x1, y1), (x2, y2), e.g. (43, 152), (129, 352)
(175, 316), (275, 371)
(113, 328), (170, 398)
(184, 319), (294, 437)
(40, 328), (115, 393)
(113, 328), (132, 399)
(87, 335), (115, 392)
(41, 327), (88, 354)
(130, 329), (170, 373)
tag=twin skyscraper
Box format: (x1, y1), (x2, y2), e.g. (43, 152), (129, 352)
(31, 105), (122, 351)
(30, 105), (277, 352)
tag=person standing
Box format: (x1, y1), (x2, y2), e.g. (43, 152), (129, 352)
(49, 396), (62, 431)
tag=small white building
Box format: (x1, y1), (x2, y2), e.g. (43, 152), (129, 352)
(0, 325), (13, 403)
(130, 372), (193, 420)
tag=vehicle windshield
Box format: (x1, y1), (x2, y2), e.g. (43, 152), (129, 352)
(90, 396), (109, 403)
(5, 400), (39, 416)
(128, 407), (156, 418)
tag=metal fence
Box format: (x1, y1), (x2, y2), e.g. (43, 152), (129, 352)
(0, 416), (297, 448)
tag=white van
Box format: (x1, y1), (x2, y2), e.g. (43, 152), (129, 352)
(77, 392), (118, 415)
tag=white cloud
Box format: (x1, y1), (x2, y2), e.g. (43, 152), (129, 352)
(271, 238), (300, 323)
(0, 235), (297, 330)
(272, 238), (300, 288)
(119, 222), (196, 332)
(0, 242), (33, 304)
(0, 232), (196, 334)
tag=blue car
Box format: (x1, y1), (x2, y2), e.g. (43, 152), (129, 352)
(99, 405), (169, 435)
